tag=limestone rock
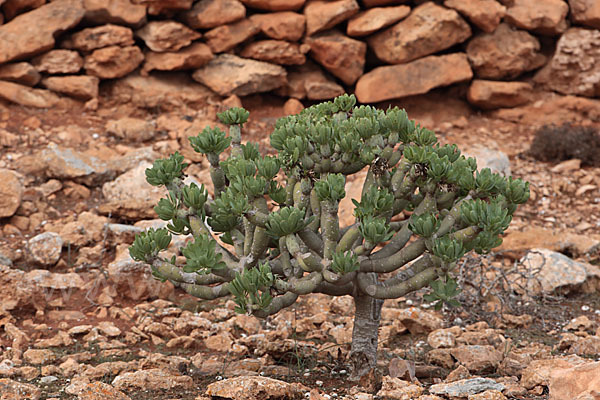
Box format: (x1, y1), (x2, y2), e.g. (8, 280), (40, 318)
(515, 248), (600, 295)
(27, 232), (63, 266)
(0, 0), (85, 64)
(466, 23), (546, 79)
(2, 0), (45, 20)
(101, 162), (164, 219)
(23, 349), (57, 365)
(240, 40), (307, 65)
(36, 144), (113, 185)
(376, 376), (424, 399)
(569, 0), (600, 29)
(521, 358), (580, 389)
(534, 28), (600, 97)
(26, 269), (85, 290)
(0, 168), (23, 218)
(278, 62), (344, 100)
(112, 369), (193, 391)
(84, 45), (144, 79)
(65, 24), (134, 51)
(182, 0), (245, 29)
(397, 307), (443, 335)
(83, 0), (146, 27)
(347, 5), (410, 37)
(443, 0), (506, 33)
(304, 0), (360, 36)
(107, 257), (173, 300)
(429, 378), (504, 397)
(0, 80), (60, 108)
(284, 98), (304, 115)
(427, 328), (457, 349)
(451, 345), (503, 373)
(204, 18), (260, 53)
(0, 62), (41, 86)
(467, 80), (533, 110)
(106, 117), (155, 142)
(41, 76), (99, 101)
(107, 72), (219, 111)
(368, 2), (471, 64)
(363, 0), (408, 5)
(505, 0), (568, 35)
(499, 227), (600, 259)
(250, 12), (306, 41)
(461, 145), (511, 176)
(77, 381), (131, 400)
(136, 21), (200, 53)
(31, 49), (83, 74)
(355, 53), (472, 103)
(142, 42), (213, 75)
(549, 362), (600, 400)
(305, 30), (365, 85)
(206, 376), (302, 399)
(241, 0), (305, 11)
(192, 54), (286, 96)
(0, 378), (41, 399)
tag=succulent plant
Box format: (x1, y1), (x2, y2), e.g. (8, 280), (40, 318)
(131, 94), (529, 381)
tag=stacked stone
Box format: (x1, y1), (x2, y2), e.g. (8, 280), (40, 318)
(0, 0), (599, 110)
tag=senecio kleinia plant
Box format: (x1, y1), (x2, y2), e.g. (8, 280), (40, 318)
(130, 94), (529, 380)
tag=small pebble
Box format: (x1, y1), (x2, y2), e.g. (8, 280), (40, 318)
(581, 305), (590, 311)
(40, 376), (58, 384)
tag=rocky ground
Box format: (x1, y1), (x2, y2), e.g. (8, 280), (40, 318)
(0, 86), (600, 400)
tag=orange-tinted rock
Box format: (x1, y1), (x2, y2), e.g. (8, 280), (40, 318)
(240, 40), (307, 65)
(304, 0), (359, 36)
(77, 381), (131, 400)
(305, 30), (365, 85)
(240, 0), (305, 11)
(363, 0), (409, 6)
(569, 0), (600, 29)
(534, 28), (600, 97)
(0, 62), (40, 86)
(467, 80), (533, 110)
(283, 98), (304, 115)
(65, 24), (134, 51)
(0, 378), (41, 399)
(278, 61), (344, 100)
(369, 2), (471, 64)
(142, 42), (213, 75)
(250, 12), (306, 41)
(0, 168), (23, 218)
(505, 0), (568, 35)
(181, 0), (245, 29)
(31, 49), (83, 74)
(83, 0), (146, 27)
(347, 5), (410, 37)
(204, 18), (259, 53)
(549, 362), (600, 400)
(451, 345), (503, 373)
(0, 80), (60, 108)
(192, 54), (286, 96)
(41, 76), (100, 100)
(0, 0), (85, 64)
(84, 45), (144, 79)
(207, 377), (302, 399)
(443, 0), (506, 33)
(136, 21), (200, 52)
(355, 53), (473, 103)
(2, 0), (45, 21)
(466, 23), (546, 79)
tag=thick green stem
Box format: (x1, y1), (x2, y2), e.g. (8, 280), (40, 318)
(243, 217), (254, 256)
(254, 292), (299, 318)
(207, 153), (226, 196)
(230, 124), (242, 158)
(358, 267), (439, 299)
(337, 226), (361, 253)
(316, 281), (354, 296)
(298, 228), (324, 256)
(287, 271), (323, 295)
(151, 259), (228, 285)
(360, 238), (427, 273)
(179, 282), (230, 300)
(321, 200), (339, 259)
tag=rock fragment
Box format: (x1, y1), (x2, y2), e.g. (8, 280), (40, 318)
(569, 0), (600, 29)
(369, 2), (471, 64)
(355, 53), (472, 103)
(27, 232), (63, 267)
(31, 50), (83, 74)
(141, 42), (213, 75)
(0, 168), (23, 218)
(0, 0), (85, 64)
(304, 0), (360, 35)
(278, 62), (344, 100)
(0, 80), (60, 108)
(136, 21), (200, 53)
(84, 45), (144, 79)
(182, 0), (245, 29)
(64, 24), (134, 51)
(504, 0), (569, 35)
(192, 54), (286, 96)
(83, 0), (146, 27)
(347, 5), (410, 37)
(250, 12), (306, 41)
(0, 62), (41, 86)
(444, 0), (506, 33)
(240, 40), (307, 65)
(467, 80), (533, 110)
(204, 18), (260, 53)
(41, 76), (100, 100)
(241, 0), (305, 11)
(206, 376), (302, 399)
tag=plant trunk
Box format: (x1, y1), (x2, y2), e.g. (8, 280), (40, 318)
(349, 290), (383, 382)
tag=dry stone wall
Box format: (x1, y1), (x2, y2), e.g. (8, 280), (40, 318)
(0, 0), (599, 110)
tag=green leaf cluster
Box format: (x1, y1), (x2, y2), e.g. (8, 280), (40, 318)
(189, 127), (231, 155)
(145, 152), (188, 187)
(229, 263), (274, 314)
(359, 216), (393, 245)
(129, 228), (171, 262)
(266, 207), (311, 238)
(353, 186), (393, 220)
(409, 213), (440, 238)
(331, 250), (359, 275)
(181, 233), (227, 274)
(218, 107), (250, 125)
(314, 174), (346, 202)
(432, 236), (465, 263)
(423, 278), (461, 310)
